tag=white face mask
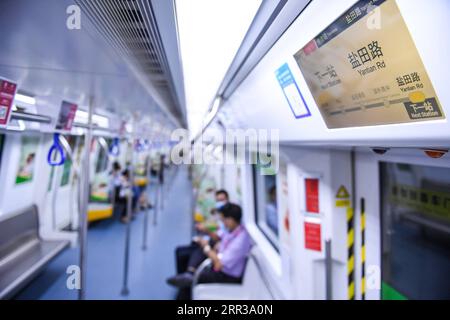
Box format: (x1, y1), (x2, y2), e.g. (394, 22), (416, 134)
(217, 220), (226, 232)
(215, 201), (226, 209)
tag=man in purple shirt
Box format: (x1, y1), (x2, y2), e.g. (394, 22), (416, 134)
(197, 203), (252, 284)
(167, 203), (252, 290)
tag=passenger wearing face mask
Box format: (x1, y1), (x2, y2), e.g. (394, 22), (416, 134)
(167, 190), (229, 299)
(167, 203), (252, 296)
(196, 189), (229, 239)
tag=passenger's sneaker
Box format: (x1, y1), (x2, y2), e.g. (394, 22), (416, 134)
(166, 272), (194, 288)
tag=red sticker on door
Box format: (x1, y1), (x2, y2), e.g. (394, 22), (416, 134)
(305, 178), (319, 213)
(304, 222), (321, 252)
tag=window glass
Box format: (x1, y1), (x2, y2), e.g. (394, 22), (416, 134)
(380, 162), (450, 300)
(95, 140), (109, 174)
(60, 135), (78, 187)
(252, 164), (279, 249)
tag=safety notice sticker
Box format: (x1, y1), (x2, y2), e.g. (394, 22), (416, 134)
(335, 185), (351, 207)
(275, 63), (311, 119)
(293, 0), (445, 129)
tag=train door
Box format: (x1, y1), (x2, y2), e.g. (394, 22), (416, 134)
(44, 134), (80, 231)
(354, 150), (450, 300)
(379, 162), (450, 299)
(88, 137), (113, 223)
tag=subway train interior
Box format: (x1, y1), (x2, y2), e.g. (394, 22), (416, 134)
(0, 0), (449, 302)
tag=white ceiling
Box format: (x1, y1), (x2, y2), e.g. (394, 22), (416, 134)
(0, 0), (183, 133)
(175, 0), (262, 138)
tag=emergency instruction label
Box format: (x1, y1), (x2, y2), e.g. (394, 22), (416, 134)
(293, 0), (445, 129)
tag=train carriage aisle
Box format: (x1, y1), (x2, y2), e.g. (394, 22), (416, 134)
(14, 166), (192, 300)
(0, 0), (449, 307)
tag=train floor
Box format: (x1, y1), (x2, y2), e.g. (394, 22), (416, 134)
(14, 166), (192, 300)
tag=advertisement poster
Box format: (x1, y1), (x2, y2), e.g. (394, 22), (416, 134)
(90, 173), (109, 203)
(294, 0), (444, 128)
(16, 136), (39, 184)
(55, 100), (78, 131)
(0, 78), (17, 128)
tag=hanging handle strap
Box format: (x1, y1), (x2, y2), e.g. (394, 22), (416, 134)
(135, 139), (144, 152)
(47, 133), (65, 166)
(109, 137), (120, 156)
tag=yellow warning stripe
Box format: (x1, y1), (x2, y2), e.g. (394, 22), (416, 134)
(348, 282), (355, 300)
(348, 255), (354, 275)
(347, 228), (354, 248)
(347, 206), (355, 300)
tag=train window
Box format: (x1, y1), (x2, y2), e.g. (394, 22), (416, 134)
(91, 139), (111, 203)
(252, 164), (279, 250)
(60, 136), (77, 187)
(95, 140), (109, 174)
(380, 162), (450, 300)
(15, 136), (39, 184)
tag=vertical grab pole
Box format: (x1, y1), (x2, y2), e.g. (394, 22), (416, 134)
(142, 201), (149, 250)
(78, 97), (93, 300)
(160, 179), (164, 211)
(348, 149), (356, 300)
(325, 239), (333, 300)
(159, 154), (164, 211)
(121, 138), (134, 295)
(51, 165), (59, 230)
(142, 153), (152, 250)
(153, 181), (159, 226)
(360, 198), (366, 300)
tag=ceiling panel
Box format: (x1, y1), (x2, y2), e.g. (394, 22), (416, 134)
(0, 0), (180, 131)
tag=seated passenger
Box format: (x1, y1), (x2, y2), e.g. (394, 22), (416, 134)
(117, 169), (140, 223)
(109, 161), (122, 203)
(169, 190), (230, 284)
(167, 203), (252, 296)
(197, 203), (252, 285)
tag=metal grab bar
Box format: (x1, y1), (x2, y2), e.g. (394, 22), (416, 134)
(191, 258), (212, 290)
(191, 251), (276, 300)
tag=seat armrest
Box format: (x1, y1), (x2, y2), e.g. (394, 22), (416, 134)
(191, 258), (212, 293)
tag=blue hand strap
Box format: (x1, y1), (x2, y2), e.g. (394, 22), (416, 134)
(135, 140), (144, 152)
(47, 133), (65, 166)
(109, 137), (120, 156)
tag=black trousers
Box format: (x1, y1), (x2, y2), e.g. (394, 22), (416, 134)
(175, 243), (207, 274)
(197, 266), (241, 284)
(175, 244), (241, 300)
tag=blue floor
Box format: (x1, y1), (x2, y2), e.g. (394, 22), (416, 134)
(15, 166), (192, 300)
